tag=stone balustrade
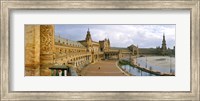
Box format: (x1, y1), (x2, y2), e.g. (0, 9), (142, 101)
(49, 65), (71, 76)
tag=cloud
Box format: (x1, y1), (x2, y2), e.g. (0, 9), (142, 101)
(55, 24), (175, 49)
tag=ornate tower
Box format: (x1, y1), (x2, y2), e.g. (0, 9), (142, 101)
(162, 33), (167, 50)
(108, 38), (110, 48)
(85, 28), (92, 52)
(86, 28), (92, 41)
(161, 33), (167, 55)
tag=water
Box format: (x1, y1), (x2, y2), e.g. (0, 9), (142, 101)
(136, 56), (175, 74)
(121, 56), (175, 76)
(121, 65), (155, 76)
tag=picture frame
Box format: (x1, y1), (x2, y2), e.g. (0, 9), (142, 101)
(1, 0), (199, 100)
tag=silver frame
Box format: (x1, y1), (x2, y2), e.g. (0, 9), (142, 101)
(1, 0), (199, 100)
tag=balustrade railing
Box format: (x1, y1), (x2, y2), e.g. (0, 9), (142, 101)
(49, 65), (71, 76)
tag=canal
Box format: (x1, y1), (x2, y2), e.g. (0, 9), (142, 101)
(121, 65), (155, 76)
(121, 56), (175, 76)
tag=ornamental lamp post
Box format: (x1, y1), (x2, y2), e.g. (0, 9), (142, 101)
(146, 56), (147, 68)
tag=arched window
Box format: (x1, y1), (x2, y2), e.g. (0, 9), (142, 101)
(134, 50), (137, 55)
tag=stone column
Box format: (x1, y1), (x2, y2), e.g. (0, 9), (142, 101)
(118, 50), (122, 60)
(91, 52), (94, 63)
(103, 54), (106, 59)
(25, 25), (40, 76)
(40, 25), (55, 76)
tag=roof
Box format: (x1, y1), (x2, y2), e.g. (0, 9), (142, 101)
(110, 47), (127, 50)
(55, 36), (85, 48)
(128, 44), (137, 48)
(92, 41), (99, 43)
(78, 40), (86, 42)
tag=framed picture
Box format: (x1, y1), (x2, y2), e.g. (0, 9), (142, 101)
(1, 0), (199, 100)
(25, 24), (176, 77)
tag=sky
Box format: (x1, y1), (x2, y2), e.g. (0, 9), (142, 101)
(55, 25), (175, 49)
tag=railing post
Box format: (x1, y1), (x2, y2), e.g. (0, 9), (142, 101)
(56, 70), (59, 76)
(51, 69), (54, 76)
(62, 70), (64, 76)
(64, 70), (67, 76)
(58, 70), (62, 76)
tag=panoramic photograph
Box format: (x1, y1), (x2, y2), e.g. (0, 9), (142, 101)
(25, 24), (175, 76)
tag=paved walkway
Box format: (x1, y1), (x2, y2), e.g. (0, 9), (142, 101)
(80, 60), (127, 76)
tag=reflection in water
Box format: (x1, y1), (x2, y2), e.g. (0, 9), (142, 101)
(121, 56), (175, 76)
(121, 65), (155, 76)
(137, 56), (175, 74)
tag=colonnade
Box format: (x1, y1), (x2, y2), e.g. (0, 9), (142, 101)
(104, 52), (120, 60)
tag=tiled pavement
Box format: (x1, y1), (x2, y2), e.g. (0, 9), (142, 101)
(80, 60), (127, 76)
